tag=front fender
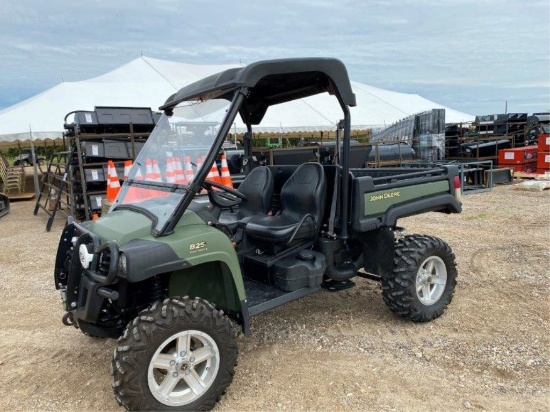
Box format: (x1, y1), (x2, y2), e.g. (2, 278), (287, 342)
(158, 224), (245, 301)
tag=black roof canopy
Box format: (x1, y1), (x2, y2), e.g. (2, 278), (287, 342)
(160, 58), (356, 125)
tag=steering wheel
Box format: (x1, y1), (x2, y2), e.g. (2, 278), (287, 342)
(201, 180), (247, 209)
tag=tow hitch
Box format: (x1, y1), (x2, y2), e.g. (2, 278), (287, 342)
(62, 312), (76, 327)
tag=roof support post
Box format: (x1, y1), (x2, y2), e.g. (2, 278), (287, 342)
(339, 105), (351, 240)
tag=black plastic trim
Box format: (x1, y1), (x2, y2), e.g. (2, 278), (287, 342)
(75, 275), (104, 323)
(86, 241), (119, 284)
(382, 194), (462, 227)
(119, 239), (191, 283)
(246, 286), (320, 317)
(361, 228), (395, 278)
(54, 224), (76, 288)
(240, 300), (251, 337)
(113, 204), (159, 230)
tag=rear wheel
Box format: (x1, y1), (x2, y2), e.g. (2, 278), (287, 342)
(382, 235), (457, 322)
(112, 297), (237, 411)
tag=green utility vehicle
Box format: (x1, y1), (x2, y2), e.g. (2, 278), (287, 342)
(13, 148), (46, 166)
(54, 58), (462, 411)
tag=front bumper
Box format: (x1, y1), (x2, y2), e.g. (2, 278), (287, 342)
(54, 219), (120, 323)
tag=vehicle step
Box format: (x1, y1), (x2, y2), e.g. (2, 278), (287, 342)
(244, 278), (319, 317)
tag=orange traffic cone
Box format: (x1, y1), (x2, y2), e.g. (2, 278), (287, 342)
(141, 158), (160, 200)
(106, 160), (113, 200)
(184, 156), (194, 182)
(196, 156), (206, 193)
(152, 159), (163, 182)
(111, 161), (121, 199)
(174, 157), (186, 184)
(124, 167), (143, 203)
(165, 157), (176, 184)
(145, 158), (154, 181)
(219, 154), (234, 188)
(123, 160), (132, 181)
(206, 162), (221, 184)
(106, 160), (121, 202)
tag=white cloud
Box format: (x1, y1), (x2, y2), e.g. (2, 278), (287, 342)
(0, 0), (547, 114)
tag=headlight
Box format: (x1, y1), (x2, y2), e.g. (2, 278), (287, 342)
(118, 253), (127, 274)
(79, 244), (93, 269)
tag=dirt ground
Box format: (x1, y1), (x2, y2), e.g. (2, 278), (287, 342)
(0, 184), (548, 411)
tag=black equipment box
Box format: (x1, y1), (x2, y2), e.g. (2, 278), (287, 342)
(243, 250), (326, 292)
(65, 106), (160, 135)
(84, 167), (106, 183)
(81, 140), (146, 160)
(88, 194), (105, 211)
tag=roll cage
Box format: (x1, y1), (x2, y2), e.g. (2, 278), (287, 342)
(160, 58), (357, 238)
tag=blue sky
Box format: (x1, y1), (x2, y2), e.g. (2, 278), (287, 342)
(0, 0), (548, 116)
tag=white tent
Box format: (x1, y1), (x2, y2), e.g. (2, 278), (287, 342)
(0, 56), (473, 142)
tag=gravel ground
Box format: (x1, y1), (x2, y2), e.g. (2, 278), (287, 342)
(0, 184), (548, 411)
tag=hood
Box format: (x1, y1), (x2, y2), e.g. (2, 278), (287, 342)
(88, 208), (153, 246)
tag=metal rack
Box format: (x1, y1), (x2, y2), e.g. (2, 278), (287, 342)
(68, 129), (150, 221)
(402, 160), (493, 195)
(33, 107), (159, 229)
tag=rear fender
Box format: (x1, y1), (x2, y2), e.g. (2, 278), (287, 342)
(382, 194), (462, 227)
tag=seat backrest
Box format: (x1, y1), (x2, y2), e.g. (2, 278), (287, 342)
(238, 166), (274, 216)
(280, 162), (326, 230)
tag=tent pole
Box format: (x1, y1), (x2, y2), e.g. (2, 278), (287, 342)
(29, 126), (40, 198)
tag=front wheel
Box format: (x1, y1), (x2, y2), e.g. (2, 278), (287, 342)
(112, 297), (238, 411)
(382, 235), (457, 322)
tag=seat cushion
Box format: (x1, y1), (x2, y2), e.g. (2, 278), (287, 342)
(246, 214), (316, 244)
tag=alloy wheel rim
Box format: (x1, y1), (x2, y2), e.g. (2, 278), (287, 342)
(148, 330), (220, 406)
(416, 256), (447, 306)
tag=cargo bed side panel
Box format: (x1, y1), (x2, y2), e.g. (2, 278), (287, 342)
(351, 168), (459, 232)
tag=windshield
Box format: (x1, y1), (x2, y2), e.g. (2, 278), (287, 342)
(112, 95), (234, 232)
